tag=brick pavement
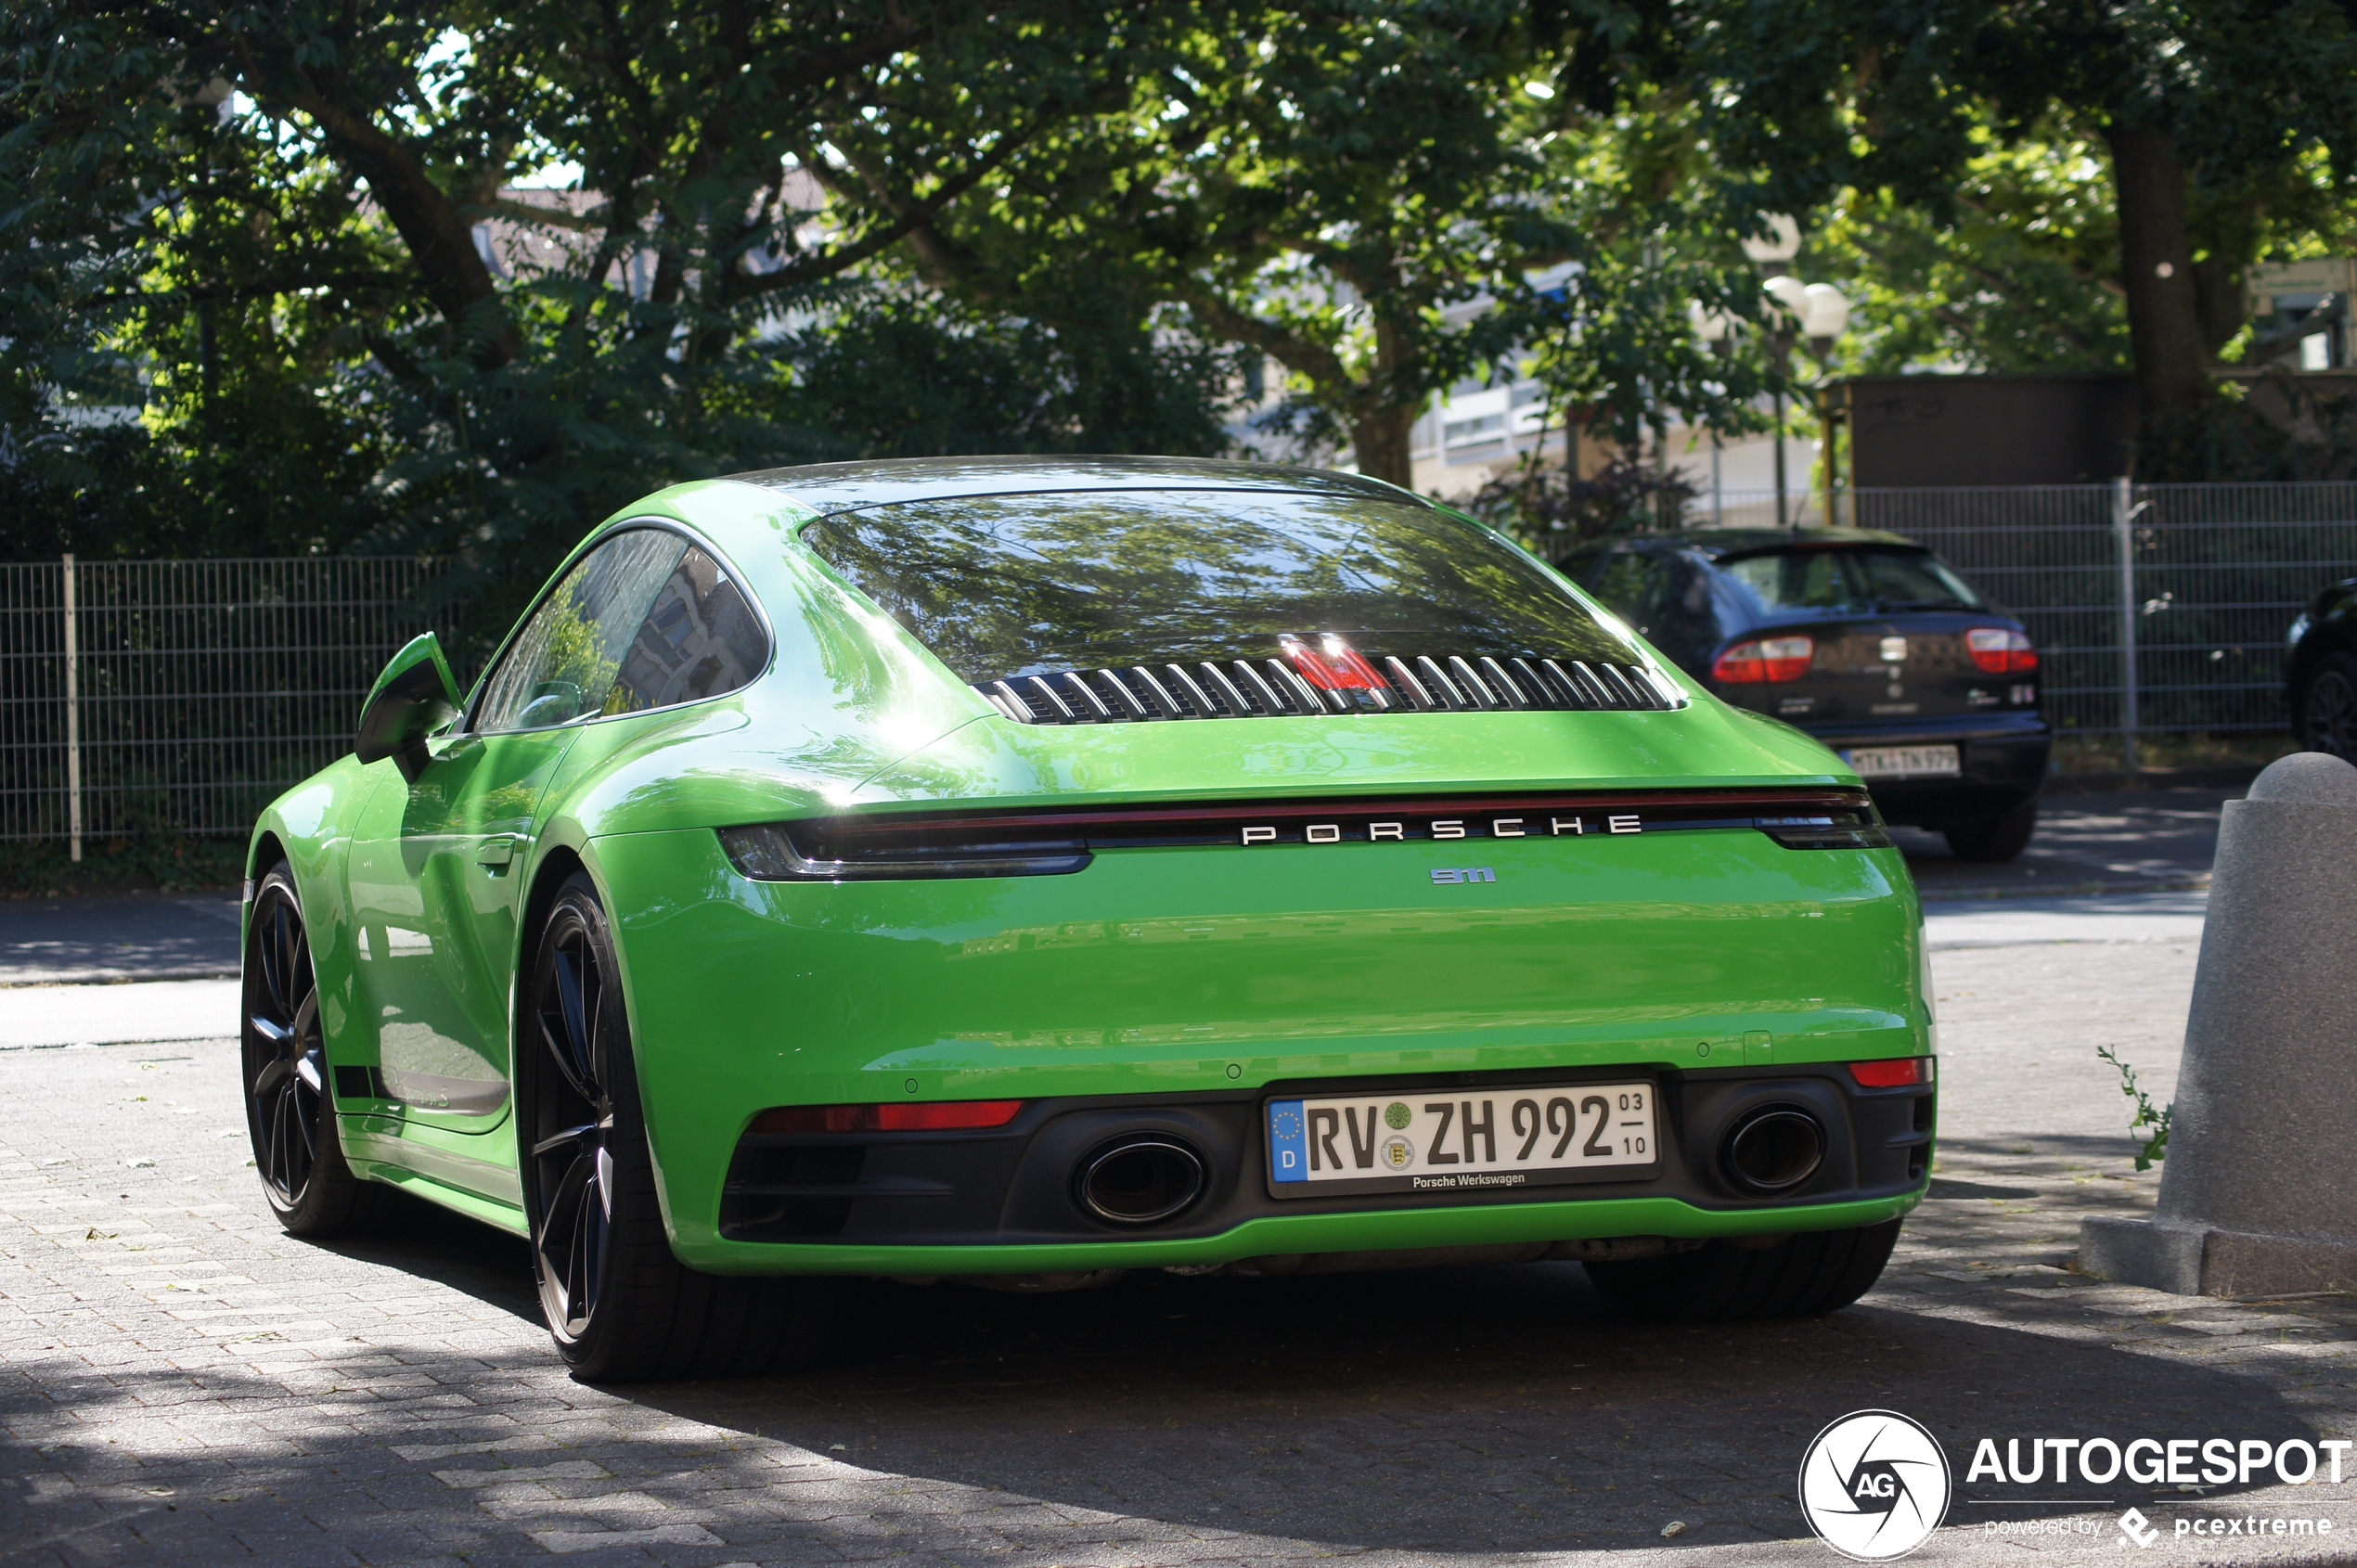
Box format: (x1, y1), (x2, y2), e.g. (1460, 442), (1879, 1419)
(5, 921), (2356, 1567)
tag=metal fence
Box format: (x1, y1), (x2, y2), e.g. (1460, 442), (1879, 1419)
(1675, 482), (2357, 759)
(6, 486), (2355, 846)
(1, 558), (455, 852)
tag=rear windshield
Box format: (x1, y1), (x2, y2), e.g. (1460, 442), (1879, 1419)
(798, 490), (1631, 680)
(1717, 546), (1983, 616)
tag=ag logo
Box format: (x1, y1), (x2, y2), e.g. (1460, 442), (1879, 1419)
(1797, 1409), (1951, 1562)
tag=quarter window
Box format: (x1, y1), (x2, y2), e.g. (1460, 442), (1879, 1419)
(609, 546), (767, 713)
(474, 531), (766, 732)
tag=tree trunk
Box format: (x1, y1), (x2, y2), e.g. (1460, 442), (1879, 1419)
(1350, 405), (1418, 489)
(2104, 124), (2212, 418)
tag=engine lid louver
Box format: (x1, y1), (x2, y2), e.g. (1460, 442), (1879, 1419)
(975, 653), (1679, 724)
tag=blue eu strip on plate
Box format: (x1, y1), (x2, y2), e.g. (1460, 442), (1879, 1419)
(1267, 1099), (1308, 1182)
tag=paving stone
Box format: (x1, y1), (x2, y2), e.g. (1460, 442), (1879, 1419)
(5, 932), (2357, 1566)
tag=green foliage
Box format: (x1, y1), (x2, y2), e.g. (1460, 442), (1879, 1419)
(0, 0), (1239, 600)
(766, 288), (1244, 463)
(1462, 456), (1700, 555)
(12, 0), (2357, 559)
(2096, 1043), (2174, 1171)
(1688, 0), (2357, 468)
(1810, 127), (2131, 375)
(0, 832), (247, 897)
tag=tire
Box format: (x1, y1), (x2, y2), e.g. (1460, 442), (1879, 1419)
(2297, 651), (2357, 759)
(242, 862), (398, 1237)
(1942, 794), (2039, 863)
(520, 871), (835, 1382)
(1581, 1219), (1901, 1322)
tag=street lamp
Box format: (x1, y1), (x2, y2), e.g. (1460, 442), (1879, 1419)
(1739, 212), (1801, 268)
(1736, 215), (1847, 528)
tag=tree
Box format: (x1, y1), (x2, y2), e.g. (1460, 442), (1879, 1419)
(1689, 0), (2357, 452)
(882, 1), (1766, 489)
(0, 2), (1232, 599)
(1809, 122), (2132, 375)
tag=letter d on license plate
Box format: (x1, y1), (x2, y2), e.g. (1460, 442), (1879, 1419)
(1265, 1082), (1659, 1199)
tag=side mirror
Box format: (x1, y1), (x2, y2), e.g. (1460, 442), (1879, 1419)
(355, 632), (462, 782)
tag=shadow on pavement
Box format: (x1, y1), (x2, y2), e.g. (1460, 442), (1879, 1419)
(618, 1260), (2312, 1553)
(0, 893), (241, 983)
(307, 1194), (542, 1324)
(1898, 786), (2235, 898)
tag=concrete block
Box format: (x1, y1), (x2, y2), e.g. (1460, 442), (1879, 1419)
(2079, 750), (2357, 1295)
(2080, 1215), (2206, 1294)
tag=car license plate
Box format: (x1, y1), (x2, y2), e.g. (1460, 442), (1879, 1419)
(1842, 744), (1961, 779)
(1266, 1082), (1657, 1199)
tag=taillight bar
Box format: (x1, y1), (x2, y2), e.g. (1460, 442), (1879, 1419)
(718, 787), (1897, 881)
(1847, 1057), (1935, 1088)
(748, 1100), (1025, 1135)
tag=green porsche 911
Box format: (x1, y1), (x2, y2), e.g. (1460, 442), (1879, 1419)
(241, 456), (1935, 1381)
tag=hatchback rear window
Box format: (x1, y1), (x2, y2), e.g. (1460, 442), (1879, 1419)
(798, 490), (1631, 680)
(1718, 546), (1982, 616)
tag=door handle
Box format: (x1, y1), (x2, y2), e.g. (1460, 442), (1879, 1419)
(476, 835), (521, 869)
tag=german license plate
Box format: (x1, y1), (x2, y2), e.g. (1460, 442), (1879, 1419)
(1843, 744), (1961, 779)
(1266, 1082), (1658, 1199)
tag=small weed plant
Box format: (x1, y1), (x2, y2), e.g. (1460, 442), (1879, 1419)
(2096, 1044), (2173, 1171)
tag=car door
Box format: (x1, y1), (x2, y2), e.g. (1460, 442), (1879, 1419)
(345, 528), (692, 1125)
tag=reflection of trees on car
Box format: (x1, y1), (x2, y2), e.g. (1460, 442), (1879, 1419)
(803, 492), (1633, 681)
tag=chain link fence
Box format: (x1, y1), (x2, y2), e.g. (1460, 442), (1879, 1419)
(1, 558), (456, 851)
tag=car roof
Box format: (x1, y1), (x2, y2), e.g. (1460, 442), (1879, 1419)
(724, 455), (1423, 517)
(1567, 526), (1926, 559)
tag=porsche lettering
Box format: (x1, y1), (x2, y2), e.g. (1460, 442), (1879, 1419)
(1238, 814), (1641, 844)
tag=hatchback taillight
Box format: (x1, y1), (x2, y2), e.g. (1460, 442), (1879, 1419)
(1966, 627), (2038, 675)
(1713, 636), (1815, 684)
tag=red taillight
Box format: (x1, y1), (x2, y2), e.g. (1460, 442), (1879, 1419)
(749, 1100), (1025, 1135)
(1966, 627), (2038, 675)
(1281, 633), (1391, 693)
(1848, 1057), (1935, 1088)
(1712, 636), (1815, 684)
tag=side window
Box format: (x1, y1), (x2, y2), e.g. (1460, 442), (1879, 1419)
(473, 531), (689, 733)
(606, 547), (768, 713)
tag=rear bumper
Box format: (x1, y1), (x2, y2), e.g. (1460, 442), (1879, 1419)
(587, 823), (1930, 1275)
(686, 1062), (1935, 1274)
(1804, 715), (2051, 828)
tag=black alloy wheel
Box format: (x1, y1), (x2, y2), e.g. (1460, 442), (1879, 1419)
(2300, 653), (2357, 759)
(526, 887), (620, 1342)
(520, 871), (836, 1382)
(242, 862), (393, 1236)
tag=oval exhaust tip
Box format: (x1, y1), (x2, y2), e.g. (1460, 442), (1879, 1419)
(1722, 1107), (1825, 1194)
(1075, 1137), (1206, 1227)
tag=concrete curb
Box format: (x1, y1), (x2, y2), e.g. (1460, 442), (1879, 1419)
(2080, 1215), (2357, 1296)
